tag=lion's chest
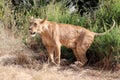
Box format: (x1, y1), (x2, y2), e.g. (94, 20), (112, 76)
(41, 33), (55, 46)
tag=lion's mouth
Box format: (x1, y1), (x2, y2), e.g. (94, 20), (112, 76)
(31, 32), (36, 35)
(30, 32), (36, 37)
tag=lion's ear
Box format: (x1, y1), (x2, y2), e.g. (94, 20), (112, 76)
(30, 16), (34, 20)
(40, 18), (47, 23)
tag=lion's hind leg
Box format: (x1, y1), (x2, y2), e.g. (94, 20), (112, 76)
(75, 34), (95, 66)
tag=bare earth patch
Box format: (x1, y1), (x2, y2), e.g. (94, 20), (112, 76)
(0, 23), (120, 80)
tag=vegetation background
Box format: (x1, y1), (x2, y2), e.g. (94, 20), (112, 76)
(0, 0), (120, 80)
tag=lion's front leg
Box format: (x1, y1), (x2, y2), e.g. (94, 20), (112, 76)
(46, 46), (56, 65)
(54, 43), (61, 65)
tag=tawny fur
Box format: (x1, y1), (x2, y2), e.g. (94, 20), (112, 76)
(29, 17), (115, 66)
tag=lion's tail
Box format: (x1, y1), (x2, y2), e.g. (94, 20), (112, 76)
(95, 19), (115, 36)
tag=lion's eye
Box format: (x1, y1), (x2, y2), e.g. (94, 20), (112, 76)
(34, 23), (37, 26)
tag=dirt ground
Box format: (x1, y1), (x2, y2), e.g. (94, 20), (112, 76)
(0, 22), (120, 80)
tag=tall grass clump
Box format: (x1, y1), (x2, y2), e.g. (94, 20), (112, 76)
(1, 0), (25, 36)
(95, 0), (120, 24)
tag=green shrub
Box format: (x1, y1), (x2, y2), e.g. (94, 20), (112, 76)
(0, 0), (3, 19)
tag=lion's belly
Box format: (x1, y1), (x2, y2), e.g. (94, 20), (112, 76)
(60, 39), (76, 48)
(60, 33), (78, 48)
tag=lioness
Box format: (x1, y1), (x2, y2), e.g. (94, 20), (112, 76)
(29, 17), (115, 66)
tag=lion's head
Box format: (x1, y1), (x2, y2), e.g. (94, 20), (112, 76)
(29, 17), (48, 37)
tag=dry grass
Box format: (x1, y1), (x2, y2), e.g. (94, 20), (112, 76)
(0, 22), (120, 80)
(0, 64), (119, 80)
